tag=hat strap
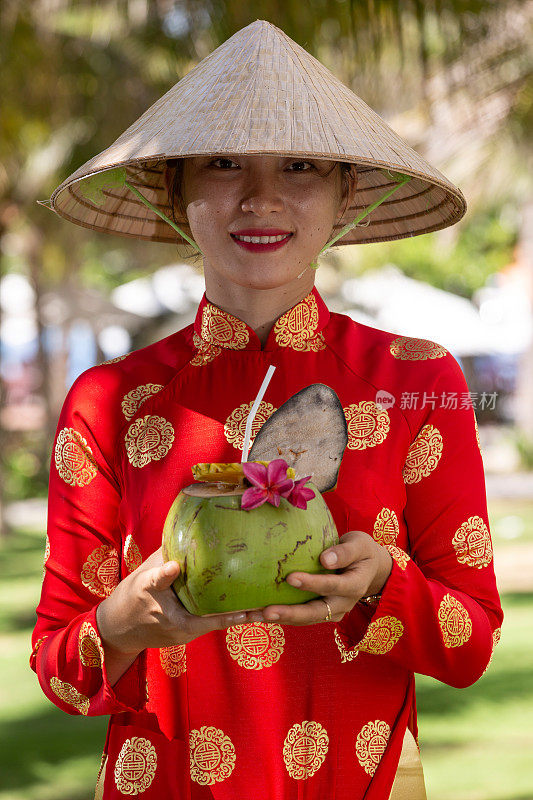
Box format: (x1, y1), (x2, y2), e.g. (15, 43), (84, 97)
(75, 165), (410, 260)
(309, 170), (411, 268)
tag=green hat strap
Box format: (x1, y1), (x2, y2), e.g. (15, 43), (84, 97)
(75, 166), (411, 264)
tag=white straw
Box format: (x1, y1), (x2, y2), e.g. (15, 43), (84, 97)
(241, 365), (276, 462)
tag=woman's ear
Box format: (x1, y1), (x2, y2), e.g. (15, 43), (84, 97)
(336, 165), (358, 224)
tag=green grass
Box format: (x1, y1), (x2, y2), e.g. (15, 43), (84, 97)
(1, 506), (532, 799)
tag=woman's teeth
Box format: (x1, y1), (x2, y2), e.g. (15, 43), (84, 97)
(233, 233), (291, 243)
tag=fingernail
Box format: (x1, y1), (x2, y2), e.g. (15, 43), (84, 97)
(288, 577), (302, 587)
(163, 562), (176, 574)
(233, 613), (246, 622)
(324, 552), (337, 566)
(269, 613), (280, 620)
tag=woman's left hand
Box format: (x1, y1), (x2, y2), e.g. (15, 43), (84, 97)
(247, 530), (393, 625)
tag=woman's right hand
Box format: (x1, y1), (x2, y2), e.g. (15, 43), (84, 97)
(96, 546), (248, 668)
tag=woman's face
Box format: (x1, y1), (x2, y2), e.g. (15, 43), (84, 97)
(164, 155), (357, 292)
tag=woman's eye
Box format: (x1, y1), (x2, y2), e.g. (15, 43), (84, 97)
(288, 161), (315, 171)
(211, 158), (238, 169)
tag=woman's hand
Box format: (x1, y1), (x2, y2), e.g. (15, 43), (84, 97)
(96, 546), (248, 659)
(246, 530), (393, 625)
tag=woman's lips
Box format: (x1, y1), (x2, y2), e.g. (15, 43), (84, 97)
(230, 233), (293, 252)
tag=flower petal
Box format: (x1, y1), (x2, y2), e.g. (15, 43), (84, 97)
(242, 461), (268, 489)
(266, 458), (290, 486)
(241, 486), (268, 510)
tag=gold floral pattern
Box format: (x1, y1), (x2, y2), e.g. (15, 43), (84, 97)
(386, 545), (410, 571)
(190, 331), (222, 366)
(43, 535), (50, 577)
(114, 736), (157, 795)
(355, 720), (391, 776)
(333, 628), (359, 663)
(282, 720), (329, 779)
(50, 677), (90, 715)
(224, 401), (277, 451)
(274, 292), (321, 351)
(54, 427), (98, 487)
(81, 545), (120, 598)
(121, 384), (164, 420)
(358, 616), (404, 655)
(452, 515), (493, 569)
(226, 621), (285, 669)
(389, 337), (448, 360)
(438, 594), (472, 648)
(402, 424), (443, 483)
(78, 620), (104, 668)
(372, 508), (399, 545)
(343, 401), (390, 450)
(160, 644), (187, 677)
(124, 414), (174, 468)
(200, 303), (249, 349)
(124, 534), (142, 573)
(189, 726), (236, 785)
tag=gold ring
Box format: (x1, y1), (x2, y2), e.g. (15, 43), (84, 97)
(322, 598), (333, 622)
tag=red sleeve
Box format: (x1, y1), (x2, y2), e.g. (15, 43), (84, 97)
(30, 365), (147, 716)
(334, 353), (504, 688)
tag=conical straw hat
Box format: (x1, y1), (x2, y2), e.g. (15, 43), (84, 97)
(44, 19), (466, 247)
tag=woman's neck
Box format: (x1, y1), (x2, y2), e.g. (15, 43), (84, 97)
(203, 272), (315, 346)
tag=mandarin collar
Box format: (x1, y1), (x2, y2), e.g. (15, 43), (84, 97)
(193, 286), (330, 352)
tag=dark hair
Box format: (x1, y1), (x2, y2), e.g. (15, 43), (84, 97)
(164, 158), (356, 254)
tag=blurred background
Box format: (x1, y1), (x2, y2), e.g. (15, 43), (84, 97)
(1, 1), (532, 798)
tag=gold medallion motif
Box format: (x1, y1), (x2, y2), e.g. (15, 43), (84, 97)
(224, 401), (277, 451)
(54, 427), (98, 487)
(189, 726), (236, 785)
(282, 720), (329, 779)
(200, 304), (249, 349)
(124, 414), (175, 468)
(474, 415), (482, 451)
(124, 534), (142, 573)
(32, 635), (48, 659)
(389, 337), (448, 360)
(358, 616), (404, 655)
(402, 424), (443, 483)
(483, 627), (502, 674)
(81, 545), (120, 598)
(343, 402), (390, 450)
(50, 676), (90, 715)
(114, 736), (157, 795)
(333, 628), (359, 663)
(78, 620), (104, 668)
(190, 332), (222, 366)
(100, 353), (130, 365)
(226, 621), (285, 669)
(274, 293), (321, 350)
(121, 384), (164, 420)
(385, 545), (410, 571)
(438, 594), (472, 648)
(355, 720), (391, 776)
(372, 508), (399, 545)
(160, 644), (187, 677)
(452, 515), (493, 569)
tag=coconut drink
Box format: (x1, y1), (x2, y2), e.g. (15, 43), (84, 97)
(162, 383), (348, 616)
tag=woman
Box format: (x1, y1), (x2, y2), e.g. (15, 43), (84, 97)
(31, 19), (503, 800)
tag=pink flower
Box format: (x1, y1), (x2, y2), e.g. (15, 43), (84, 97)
(287, 476), (315, 509)
(241, 459), (294, 510)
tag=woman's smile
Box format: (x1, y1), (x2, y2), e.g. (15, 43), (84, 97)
(230, 231), (294, 252)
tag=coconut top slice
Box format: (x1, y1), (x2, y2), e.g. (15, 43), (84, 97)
(248, 383), (347, 492)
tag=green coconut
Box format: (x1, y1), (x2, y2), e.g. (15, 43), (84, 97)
(162, 481), (339, 616)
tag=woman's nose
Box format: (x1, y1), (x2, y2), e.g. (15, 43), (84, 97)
(240, 172), (285, 215)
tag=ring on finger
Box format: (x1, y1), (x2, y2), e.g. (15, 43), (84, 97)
(321, 598), (333, 622)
